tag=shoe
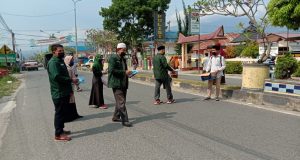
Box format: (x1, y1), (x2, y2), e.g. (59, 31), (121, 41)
(203, 97), (211, 100)
(63, 130), (71, 135)
(153, 99), (162, 105)
(122, 122), (132, 127)
(55, 134), (71, 142)
(215, 98), (220, 101)
(166, 99), (176, 104)
(112, 117), (121, 122)
(99, 104), (108, 109)
(76, 115), (83, 119)
(77, 88), (82, 92)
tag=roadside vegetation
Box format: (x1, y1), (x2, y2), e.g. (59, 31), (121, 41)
(292, 61), (300, 77)
(134, 73), (241, 91)
(275, 53), (298, 79)
(0, 75), (21, 98)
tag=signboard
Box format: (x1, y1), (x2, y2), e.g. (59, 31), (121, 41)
(0, 45), (13, 54)
(0, 54), (16, 63)
(154, 11), (166, 41)
(190, 10), (200, 35)
(33, 36), (69, 46)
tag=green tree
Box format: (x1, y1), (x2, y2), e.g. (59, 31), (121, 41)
(275, 53), (298, 79)
(86, 29), (118, 56)
(29, 52), (46, 63)
(268, 0), (300, 30)
(195, 0), (270, 62)
(233, 44), (247, 57)
(175, 0), (192, 55)
(241, 42), (259, 58)
(100, 0), (171, 49)
(292, 61), (300, 77)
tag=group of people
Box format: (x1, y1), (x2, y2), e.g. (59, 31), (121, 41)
(47, 43), (134, 142)
(46, 42), (225, 142)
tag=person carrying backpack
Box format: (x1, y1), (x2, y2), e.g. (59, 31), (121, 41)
(203, 45), (226, 101)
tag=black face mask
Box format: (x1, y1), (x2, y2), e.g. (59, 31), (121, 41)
(69, 61), (74, 67)
(120, 52), (126, 57)
(58, 52), (65, 59)
(212, 52), (217, 56)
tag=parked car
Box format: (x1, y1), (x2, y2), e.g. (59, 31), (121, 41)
(81, 59), (94, 68)
(24, 60), (39, 71)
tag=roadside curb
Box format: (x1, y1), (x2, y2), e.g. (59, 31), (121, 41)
(0, 75), (24, 151)
(132, 75), (300, 114)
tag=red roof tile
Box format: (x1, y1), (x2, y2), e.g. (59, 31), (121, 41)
(192, 33), (240, 50)
(177, 26), (226, 44)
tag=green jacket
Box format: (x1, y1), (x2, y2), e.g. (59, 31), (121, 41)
(47, 56), (73, 102)
(108, 54), (128, 89)
(153, 54), (173, 80)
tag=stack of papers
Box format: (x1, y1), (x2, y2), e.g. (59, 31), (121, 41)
(129, 70), (139, 78)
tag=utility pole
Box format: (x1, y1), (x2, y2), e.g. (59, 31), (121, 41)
(11, 31), (16, 53)
(72, 0), (81, 58)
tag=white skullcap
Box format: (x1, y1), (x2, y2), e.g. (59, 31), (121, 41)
(117, 43), (126, 49)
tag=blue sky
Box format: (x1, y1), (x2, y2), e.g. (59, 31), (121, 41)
(0, 0), (293, 56)
(0, 0), (195, 54)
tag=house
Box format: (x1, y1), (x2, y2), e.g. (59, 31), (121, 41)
(177, 26), (231, 69)
(258, 33), (300, 57)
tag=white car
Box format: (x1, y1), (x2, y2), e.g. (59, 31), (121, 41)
(81, 59), (94, 68)
(23, 60), (39, 71)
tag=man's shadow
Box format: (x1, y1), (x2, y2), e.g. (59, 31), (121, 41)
(71, 112), (176, 139)
(174, 97), (200, 103)
(75, 111), (113, 122)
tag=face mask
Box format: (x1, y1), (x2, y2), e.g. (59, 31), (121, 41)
(69, 61), (74, 67)
(120, 52), (126, 57)
(58, 52), (65, 59)
(212, 52), (217, 56)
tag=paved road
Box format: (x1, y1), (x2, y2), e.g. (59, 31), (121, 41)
(139, 70), (242, 86)
(0, 69), (299, 160)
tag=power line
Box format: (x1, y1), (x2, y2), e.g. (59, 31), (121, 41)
(0, 10), (73, 18)
(14, 33), (49, 38)
(0, 14), (12, 33)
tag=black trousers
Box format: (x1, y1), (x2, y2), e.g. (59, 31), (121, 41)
(53, 96), (69, 136)
(112, 88), (129, 122)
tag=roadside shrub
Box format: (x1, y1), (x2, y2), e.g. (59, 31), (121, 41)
(225, 46), (235, 58)
(241, 42), (259, 58)
(11, 66), (20, 73)
(275, 53), (298, 79)
(225, 61), (243, 74)
(232, 44), (246, 57)
(292, 61), (300, 77)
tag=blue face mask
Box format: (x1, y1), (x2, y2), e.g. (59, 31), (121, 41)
(69, 61), (74, 67)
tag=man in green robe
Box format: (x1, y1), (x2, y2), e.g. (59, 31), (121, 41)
(47, 44), (76, 141)
(108, 43), (132, 127)
(153, 45), (176, 105)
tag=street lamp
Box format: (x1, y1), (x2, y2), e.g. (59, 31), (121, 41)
(72, 0), (81, 58)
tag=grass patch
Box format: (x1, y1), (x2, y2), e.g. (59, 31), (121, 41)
(0, 75), (21, 98)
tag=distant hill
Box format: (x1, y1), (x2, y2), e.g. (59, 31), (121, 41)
(171, 16), (298, 34)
